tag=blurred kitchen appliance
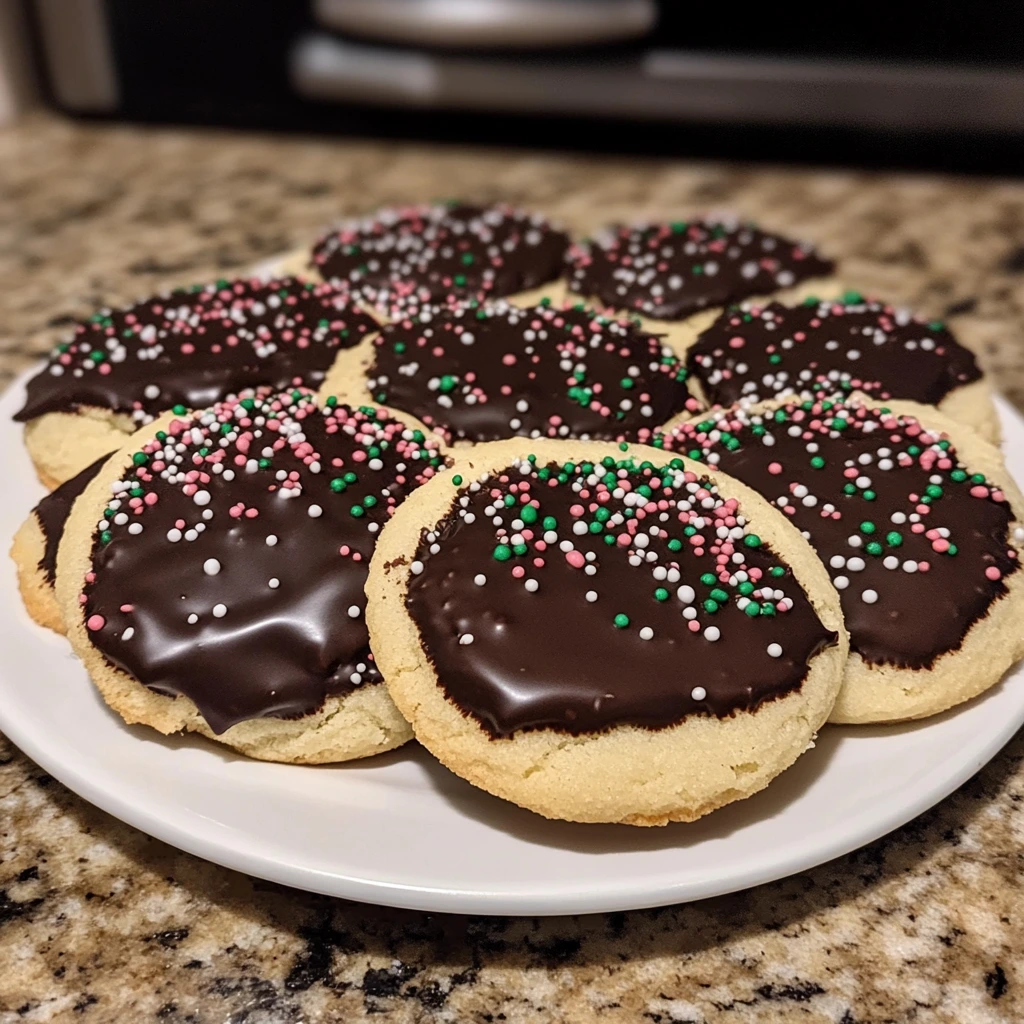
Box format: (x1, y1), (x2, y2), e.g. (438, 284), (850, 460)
(27, 0), (1024, 152)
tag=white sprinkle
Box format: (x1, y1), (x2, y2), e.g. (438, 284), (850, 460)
(144, 384), (160, 399)
(834, 576), (849, 590)
(691, 686), (707, 700)
(212, 603), (227, 618)
(525, 579), (539, 593)
(473, 573), (487, 586)
(847, 557), (866, 572)
(410, 561), (424, 575)
(203, 558), (221, 576)
(677, 585), (696, 604)
(128, 523), (143, 535)
(459, 633), (475, 645)
(187, 613), (199, 625)
(266, 534), (278, 546)
(308, 504), (323, 518)
(902, 560), (918, 573)
(704, 626), (720, 642)
(586, 590), (598, 602)
(193, 490), (211, 506)
(861, 589), (878, 604)
(767, 643), (783, 658)
(639, 626), (654, 640)
(166, 529), (183, 542)
(883, 556), (899, 569)
(829, 555), (846, 569)
(121, 627), (135, 641)
(268, 578), (280, 589)
(347, 605), (361, 618)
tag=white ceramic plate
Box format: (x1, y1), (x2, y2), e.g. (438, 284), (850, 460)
(2, 370), (1023, 916)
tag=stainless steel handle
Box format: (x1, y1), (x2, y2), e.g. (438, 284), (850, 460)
(313, 0), (656, 49)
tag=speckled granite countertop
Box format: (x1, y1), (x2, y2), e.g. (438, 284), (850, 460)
(2, 115), (1024, 1023)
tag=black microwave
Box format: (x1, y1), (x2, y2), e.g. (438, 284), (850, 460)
(27, 0), (1024, 169)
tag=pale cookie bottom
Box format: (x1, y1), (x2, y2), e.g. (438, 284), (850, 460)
(10, 513), (63, 634)
(54, 415), (419, 764)
(368, 437), (848, 825)
(24, 408), (135, 490)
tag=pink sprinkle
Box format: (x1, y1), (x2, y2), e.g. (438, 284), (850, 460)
(687, 620), (700, 632)
(768, 462), (783, 475)
(565, 550), (585, 569)
(728, 336), (745, 349)
(119, 604), (134, 613)
(970, 485), (989, 498)
(986, 566), (1002, 581)
(512, 565), (526, 578)
(86, 614), (106, 631)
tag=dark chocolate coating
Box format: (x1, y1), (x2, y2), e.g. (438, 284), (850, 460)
(566, 220), (834, 321)
(687, 298), (982, 409)
(665, 400), (1018, 668)
(311, 203), (569, 315)
(407, 459), (836, 737)
(16, 277), (377, 423)
(369, 302), (696, 443)
(34, 453), (113, 584)
(83, 392), (443, 734)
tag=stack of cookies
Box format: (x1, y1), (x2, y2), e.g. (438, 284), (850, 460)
(11, 202), (1024, 825)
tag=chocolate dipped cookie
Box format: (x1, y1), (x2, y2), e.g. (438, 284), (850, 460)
(56, 388), (446, 763)
(367, 438), (847, 825)
(322, 299), (700, 445)
(684, 295), (997, 442)
(11, 453), (111, 634)
(305, 202), (570, 319)
(565, 218), (836, 360)
(660, 396), (1024, 723)
(16, 276), (378, 489)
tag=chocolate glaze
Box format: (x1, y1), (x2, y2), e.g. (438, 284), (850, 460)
(407, 458), (836, 737)
(312, 203), (569, 317)
(566, 220), (834, 321)
(34, 453), (113, 584)
(369, 301), (697, 444)
(84, 391), (443, 733)
(687, 297), (983, 409)
(16, 277), (378, 424)
(664, 399), (1019, 668)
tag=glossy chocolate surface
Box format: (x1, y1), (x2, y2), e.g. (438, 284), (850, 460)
(407, 456), (836, 737)
(83, 391), (443, 733)
(16, 277), (377, 423)
(566, 220), (833, 321)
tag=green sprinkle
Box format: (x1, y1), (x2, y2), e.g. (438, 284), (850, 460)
(700, 573), (716, 586)
(542, 516), (557, 531)
(710, 588), (729, 603)
(860, 521), (876, 534)
(521, 505), (537, 524)
(886, 531), (903, 547)
(926, 484), (943, 499)
(350, 505), (365, 518)
(744, 602), (761, 617)
(513, 543), (528, 556)
(744, 534), (762, 548)
(452, 474), (463, 486)
(738, 581), (754, 595)
(100, 530), (112, 545)
(770, 565), (786, 577)
(654, 588), (670, 602)
(172, 404), (187, 416)
(613, 613), (630, 629)
(132, 452), (148, 466)
(810, 456), (825, 469)
(493, 544), (512, 561)
(866, 541), (883, 556)
(703, 599), (719, 614)
(330, 478), (347, 493)
(668, 538), (683, 551)
(344, 471), (358, 484)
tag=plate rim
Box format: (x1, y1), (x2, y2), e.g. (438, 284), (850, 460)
(2, 367), (1022, 916)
